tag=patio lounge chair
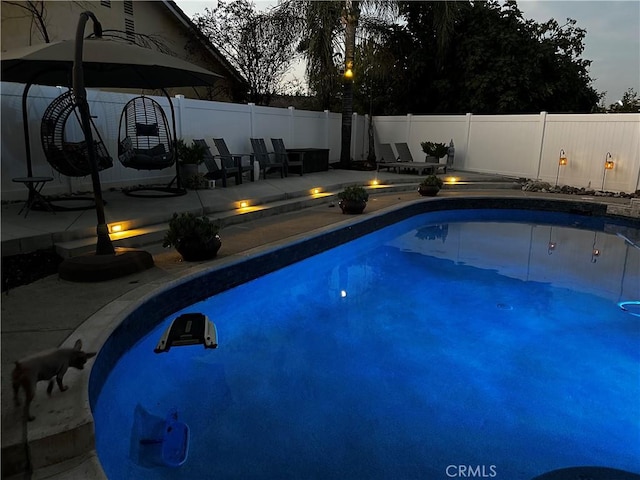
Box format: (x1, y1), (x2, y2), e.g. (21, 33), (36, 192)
(250, 138), (286, 179)
(271, 138), (303, 176)
(212, 138), (255, 183)
(193, 139), (241, 187)
(395, 142), (447, 174)
(377, 143), (400, 173)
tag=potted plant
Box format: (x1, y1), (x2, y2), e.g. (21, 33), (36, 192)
(420, 141), (449, 162)
(176, 139), (205, 185)
(182, 172), (209, 190)
(163, 212), (222, 261)
(418, 174), (444, 196)
(337, 185), (369, 214)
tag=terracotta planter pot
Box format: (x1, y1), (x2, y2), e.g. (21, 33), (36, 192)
(338, 199), (367, 214)
(418, 185), (440, 197)
(175, 235), (221, 261)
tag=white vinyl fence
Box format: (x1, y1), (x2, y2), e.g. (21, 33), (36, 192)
(1, 82), (370, 200)
(2, 80), (639, 200)
(374, 112), (640, 193)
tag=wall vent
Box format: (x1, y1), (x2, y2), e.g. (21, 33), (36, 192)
(124, 0), (134, 16)
(125, 18), (135, 41)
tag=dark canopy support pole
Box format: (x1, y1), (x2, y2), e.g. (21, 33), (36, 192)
(73, 11), (114, 255)
(60, 11), (153, 281)
(162, 87), (183, 190)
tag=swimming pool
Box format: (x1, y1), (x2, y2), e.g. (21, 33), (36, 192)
(91, 201), (640, 479)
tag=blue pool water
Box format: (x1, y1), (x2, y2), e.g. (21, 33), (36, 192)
(93, 209), (640, 479)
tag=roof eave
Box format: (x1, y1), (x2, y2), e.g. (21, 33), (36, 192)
(161, 0), (248, 88)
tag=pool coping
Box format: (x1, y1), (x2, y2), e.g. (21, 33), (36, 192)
(10, 194), (640, 479)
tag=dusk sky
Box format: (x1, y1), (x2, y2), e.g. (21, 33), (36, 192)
(176, 1), (640, 106)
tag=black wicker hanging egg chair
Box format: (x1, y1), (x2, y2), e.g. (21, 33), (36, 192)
(118, 96), (185, 197)
(40, 90), (113, 177)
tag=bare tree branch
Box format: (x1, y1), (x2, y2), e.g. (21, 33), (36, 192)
(5, 0), (50, 43)
(192, 0), (302, 105)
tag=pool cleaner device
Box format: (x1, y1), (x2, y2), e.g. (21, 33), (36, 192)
(139, 407), (190, 467)
(618, 301), (640, 317)
(154, 313), (218, 353)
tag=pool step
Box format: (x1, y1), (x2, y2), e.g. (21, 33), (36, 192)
(53, 180), (520, 258)
(55, 224), (167, 258)
(53, 189), (341, 258)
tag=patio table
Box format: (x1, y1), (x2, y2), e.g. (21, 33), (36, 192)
(12, 176), (55, 217)
(285, 148), (330, 174)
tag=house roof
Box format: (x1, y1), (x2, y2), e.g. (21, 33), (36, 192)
(161, 0), (248, 89)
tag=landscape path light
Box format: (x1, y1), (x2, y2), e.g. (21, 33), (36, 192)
(555, 149), (568, 187)
(602, 152), (614, 191)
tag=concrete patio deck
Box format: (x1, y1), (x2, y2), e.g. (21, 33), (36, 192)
(1, 169), (519, 258)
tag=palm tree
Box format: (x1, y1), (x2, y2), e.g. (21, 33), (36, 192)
(296, 1), (343, 111)
(340, 0), (359, 166)
(295, 0), (398, 168)
(295, 0), (458, 168)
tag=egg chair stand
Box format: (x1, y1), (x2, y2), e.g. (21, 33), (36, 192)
(39, 89), (114, 211)
(118, 95), (186, 198)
